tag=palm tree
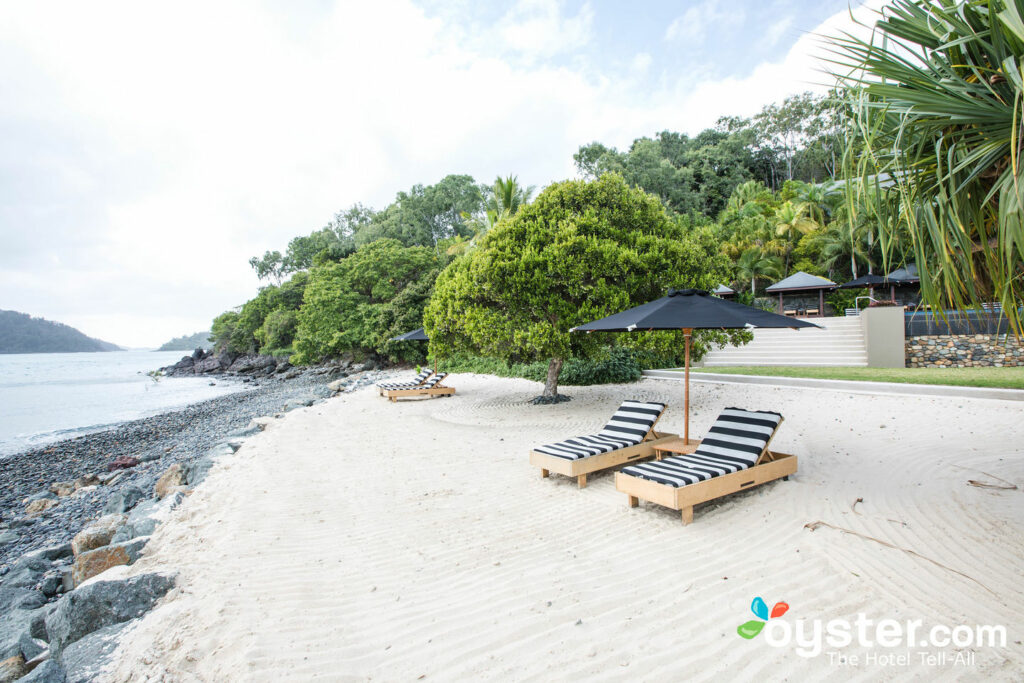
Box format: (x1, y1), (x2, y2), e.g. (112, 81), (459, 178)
(820, 221), (871, 280)
(488, 175), (535, 218)
(735, 247), (784, 295)
(774, 201), (820, 270)
(457, 175), (536, 252)
(828, 0), (1024, 332)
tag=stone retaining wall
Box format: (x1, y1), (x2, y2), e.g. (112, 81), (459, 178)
(905, 334), (1024, 368)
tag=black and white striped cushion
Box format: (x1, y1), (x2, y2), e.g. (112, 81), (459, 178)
(422, 373), (447, 388)
(621, 408), (782, 487)
(533, 400), (665, 461)
(377, 370), (432, 390)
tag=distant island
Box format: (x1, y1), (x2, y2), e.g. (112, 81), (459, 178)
(157, 331), (212, 352)
(0, 310), (121, 354)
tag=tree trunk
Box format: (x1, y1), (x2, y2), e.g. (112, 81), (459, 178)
(543, 357), (563, 399)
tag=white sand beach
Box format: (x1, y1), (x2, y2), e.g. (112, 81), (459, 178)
(107, 374), (1024, 681)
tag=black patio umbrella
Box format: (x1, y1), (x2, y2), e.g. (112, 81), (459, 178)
(572, 288), (821, 444)
(389, 327), (434, 371)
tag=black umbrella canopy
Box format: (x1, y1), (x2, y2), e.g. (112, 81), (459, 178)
(389, 327), (429, 342)
(571, 288), (820, 444)
(571, 289), (822, 332)
(836, 273), (892, 290)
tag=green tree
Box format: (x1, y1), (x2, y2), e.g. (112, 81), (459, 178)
(735, 247), (783, 295)
(292, 239), (441, 363)
(424, 174), (730, 400)
(830, 0), (1024, 331)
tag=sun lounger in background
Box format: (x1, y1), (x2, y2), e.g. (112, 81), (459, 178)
(530, 401), (678, 488)
(381, 372), (454, 401)
(377, 369), (434, 395)
(615, 407), (795, 524)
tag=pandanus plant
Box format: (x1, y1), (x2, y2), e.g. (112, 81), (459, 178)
(827, 0), (1024, 333)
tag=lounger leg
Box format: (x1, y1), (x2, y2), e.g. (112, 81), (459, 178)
(577, 474), (587, 489)
(628, 495), (638, 508)
(541, 469), (549, 479)
(680, 507), (693, 525)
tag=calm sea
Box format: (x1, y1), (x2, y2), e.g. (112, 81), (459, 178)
(0, 351), (247, 457)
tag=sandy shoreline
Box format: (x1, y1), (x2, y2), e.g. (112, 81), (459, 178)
(106, 374), (1024, 680)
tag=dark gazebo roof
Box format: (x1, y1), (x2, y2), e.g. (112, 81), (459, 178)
(885, 263), (920, 284)
(713, 284), (735, 297)
(836, 273), (892, 289)
(765, 271), (836, 293)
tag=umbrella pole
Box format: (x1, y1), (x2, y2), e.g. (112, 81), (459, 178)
(684, 328), (692, 444)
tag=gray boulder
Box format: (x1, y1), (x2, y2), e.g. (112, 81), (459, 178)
(19, 631), (46, 661)
(0, 587), (45, 659)
(0, 530), (17, 546)
(59, 622), (125, 683)
(29, 606), (53, 641)
(18, 660), (65, 683)
(4, 552), (51, 589)
(45, 573), (176, 656)
(109, 499), (160, 544)
(226, 425), (260, 439)
(283, 395), (316, 412)
(102, 486), (145, 515)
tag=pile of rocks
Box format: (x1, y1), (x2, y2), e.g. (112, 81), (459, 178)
(905, 333), (1024, 368)
(0, 419), (272, 682)
(160, 348), (386, 383)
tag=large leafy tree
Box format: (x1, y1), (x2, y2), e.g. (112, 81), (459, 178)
(292, 239), (441, 363)
(830, 0), (1024, 331)
(424, 174), (730, 400)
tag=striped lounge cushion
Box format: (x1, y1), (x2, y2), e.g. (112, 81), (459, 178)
(377, 370), (432, 390)
(422, 373), (447, 387)
(621, 408), (782, 488)
(533, 400), (665, 461)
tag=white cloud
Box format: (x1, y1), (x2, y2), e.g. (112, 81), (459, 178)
(0, 0), (886, 347)
(497, 0), (594, 61)
(665, 0), (732, 44)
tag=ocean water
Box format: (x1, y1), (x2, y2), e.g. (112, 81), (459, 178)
(0, 350), (247, 457)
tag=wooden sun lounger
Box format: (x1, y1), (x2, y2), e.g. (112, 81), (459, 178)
(615, 409), (796, 524)
(382, 373), (455, 401)
(529, 401), (678, 489)
(377, 369), (434, 395)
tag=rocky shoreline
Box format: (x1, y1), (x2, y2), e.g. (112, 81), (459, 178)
(0, 355), (402, 682)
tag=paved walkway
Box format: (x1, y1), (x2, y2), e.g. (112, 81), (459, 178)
(643, 369), (1024, 402)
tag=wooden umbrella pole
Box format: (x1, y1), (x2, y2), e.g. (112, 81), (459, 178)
(684, 328), (692, 444)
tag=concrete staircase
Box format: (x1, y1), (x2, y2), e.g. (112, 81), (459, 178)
(700, 316), (868, 367)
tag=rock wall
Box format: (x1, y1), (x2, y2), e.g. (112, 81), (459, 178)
(905, 334), (1024, 368)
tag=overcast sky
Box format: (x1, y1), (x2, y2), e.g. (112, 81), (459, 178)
(0, 0), (880, 348)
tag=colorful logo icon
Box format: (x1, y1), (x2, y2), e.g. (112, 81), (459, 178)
(737, 597), (789, 639)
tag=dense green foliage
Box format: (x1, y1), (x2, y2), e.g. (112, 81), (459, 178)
(423, 175), (731, 397)
(214, 77), (958, 389)
(0, 310), (120, 354)
(292, 239), (441, 364)
(156, 331), (211, 352)
(830, 0), (1024, 332)
(575, 93), (842, 217)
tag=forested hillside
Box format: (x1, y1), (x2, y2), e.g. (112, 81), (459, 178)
(157, 331), (212, 352)
(0, 310), (121, 354)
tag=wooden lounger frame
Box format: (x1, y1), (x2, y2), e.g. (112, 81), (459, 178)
(529, 406), (678, 489)
(381, 382), (455, 401)
(615, 417), (797, 525)
(377, 372), (434, 396)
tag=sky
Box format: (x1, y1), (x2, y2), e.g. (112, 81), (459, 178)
(0, 0), (882, 348)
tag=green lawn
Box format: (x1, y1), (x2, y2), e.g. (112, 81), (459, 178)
(669, 366), (1024, 390)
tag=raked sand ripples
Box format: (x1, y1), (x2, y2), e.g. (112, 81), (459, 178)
(107, 374), (1024, 681)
